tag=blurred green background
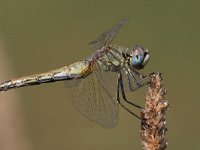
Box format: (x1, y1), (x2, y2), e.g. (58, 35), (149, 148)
(0, 0), (200, 149)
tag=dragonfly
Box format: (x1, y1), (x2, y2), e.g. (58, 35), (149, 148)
(0, 18), (150, 128)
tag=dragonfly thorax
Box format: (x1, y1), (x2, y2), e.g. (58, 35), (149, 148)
(95, 46), (127, 72)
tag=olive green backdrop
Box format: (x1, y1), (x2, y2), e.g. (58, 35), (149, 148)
(0, 0), (199, 149)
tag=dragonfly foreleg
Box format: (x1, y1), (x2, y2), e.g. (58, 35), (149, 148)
(124, 69), (141, 91)
(131, 68), (146, 79)
(126, 68), (151, 92)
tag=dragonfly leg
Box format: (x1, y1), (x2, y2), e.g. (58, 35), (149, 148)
(116, 74), (141, 119)
(126, 68), (150, 92)
(118, 73), (143, 109)
(118, 102), (141, 120)
(131, 68), (145, 78)
(127, 68), (144, 88)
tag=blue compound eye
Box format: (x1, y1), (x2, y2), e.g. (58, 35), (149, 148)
(131, 53), (143, 65)
(129, 45), (150, 69)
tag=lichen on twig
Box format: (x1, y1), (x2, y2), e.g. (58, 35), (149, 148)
(140, 73), (169, 150)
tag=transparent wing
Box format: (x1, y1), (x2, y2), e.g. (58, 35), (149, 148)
(64, 78), (81, 88)
(66, 66), (118, 128)
(89, 17), (128, 50)
(95, 60), (119, 92)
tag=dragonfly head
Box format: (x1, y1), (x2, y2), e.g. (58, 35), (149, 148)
(129, 45), (150, 69)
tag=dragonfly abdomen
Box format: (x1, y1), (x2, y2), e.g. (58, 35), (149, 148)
(0, 61), (92, 92)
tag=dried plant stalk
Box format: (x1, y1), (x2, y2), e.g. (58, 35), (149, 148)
(140, 73), (169, 150)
